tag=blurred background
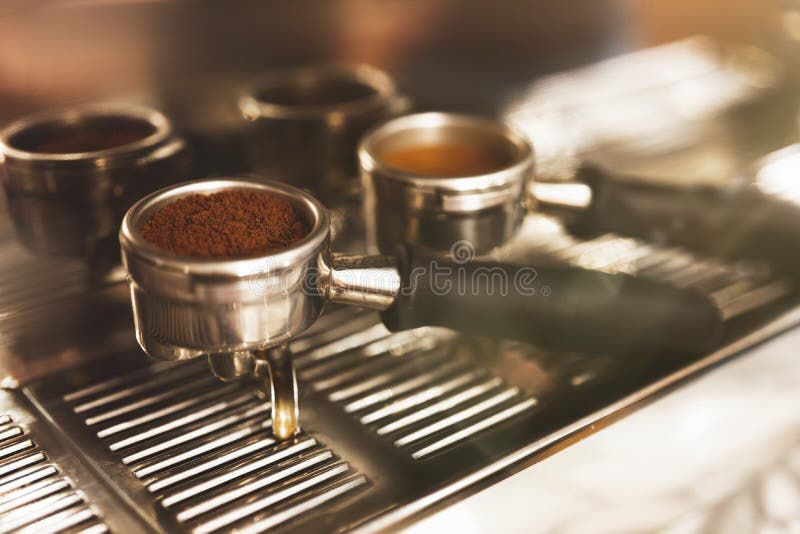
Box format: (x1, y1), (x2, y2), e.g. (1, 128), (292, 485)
(0, 0), (793, 169)
(2, 1), (800, 532)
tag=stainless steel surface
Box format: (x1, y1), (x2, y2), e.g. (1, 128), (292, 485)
(0, 389), (143, 533)
(15, 211), (799, 532)
(0, 407), (105, 533)
(0, 4), (798, 531)
(0, 103), (190, 265)
(209, 352), (258, 383)
(120, 178), (330, 360)
(359, 112), (533, 255)
(26, 357), (370, 533)
(405, 324), (800, 534)
(526, 179), (596, 229)
(208, 349), (301, 441)
(256, 347), (300, 441)
(327, 253), (401, 310)
(240, 64), (409, 200)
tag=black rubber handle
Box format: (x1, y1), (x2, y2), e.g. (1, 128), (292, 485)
(571, 165), (800, 276)
(381, 246), (723, 355)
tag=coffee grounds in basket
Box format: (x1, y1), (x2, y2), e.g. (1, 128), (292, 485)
(140, 190), (309, 258)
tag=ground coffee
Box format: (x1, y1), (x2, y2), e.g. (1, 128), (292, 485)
(12, 116), (156, 154)
(140, 189), (309, 258)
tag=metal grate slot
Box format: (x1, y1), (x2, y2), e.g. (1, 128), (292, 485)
(145, 434), (279, 493)
(62, 360), (197, 404)
(0, 439), (34, 460)
(158, 438), (319, 506)
(544, 231), (795, 319)
(169, 450), (335, 520)
(714, 280), (796, 319)
(0, 466), (59, 498)
(0, 478), (71, 514)
(407, 398), (538, 460)
(221, 474), (368, 534)
(295, 319), (538, 460)
(102, 389), (252, 447)
(188, 464), (365, 534)
(15, 505), (102, 534)
(342, 358), (479, 415)
(373, 376), (504, 436)
(72, 363), (210, 414)
(292, 324), (391, 369)
(0, 415), (107, 534)
(61, 359), (369, 532)
(0, 452), (46, 479)
(288, 309), (377, 355)
(0, 425), (23, 442)
(359, 370), (492, 425)
(128, 406), (270, 472)
(319, 351), (454, 403)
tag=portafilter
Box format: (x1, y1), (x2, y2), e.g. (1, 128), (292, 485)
(120, 178), (722, 439)
(360, 112), (800, 278)
(239, 64), (410, 200)
(0, 103), (190, 279)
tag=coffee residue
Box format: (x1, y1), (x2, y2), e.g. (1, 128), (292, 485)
(140, 190), (309, 258)
(13, 116), (156, 154)
(380, 142), (512, 177)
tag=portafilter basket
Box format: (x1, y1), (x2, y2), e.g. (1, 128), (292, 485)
(240, 63), (410, 200)
(0, 103), (190, 276)
(360, 112), (531, 256)
(121, 178), (722, 439)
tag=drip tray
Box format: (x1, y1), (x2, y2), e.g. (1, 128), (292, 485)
(0, 389), (141, 533)
(17, 216), (800, 533)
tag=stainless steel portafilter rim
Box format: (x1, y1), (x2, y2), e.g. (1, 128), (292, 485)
(120, 178), (330, 280)
(0, 102), (174, 168)
(359, 112), (534, 208)
(239, 63), (401, 121)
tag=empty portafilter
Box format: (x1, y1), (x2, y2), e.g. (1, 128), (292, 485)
(0, 103), (190, 280)
(120, 178), (722, 439)
(239, 64), (410, 201)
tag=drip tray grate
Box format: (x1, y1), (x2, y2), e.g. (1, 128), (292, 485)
(0, 403), (108, 533)
(20, 217), (800, 533)
(292, 314), (538, 460)
(57, 360), (369, 534)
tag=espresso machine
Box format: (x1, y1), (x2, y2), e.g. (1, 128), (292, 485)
(1, 2), (800, 533)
